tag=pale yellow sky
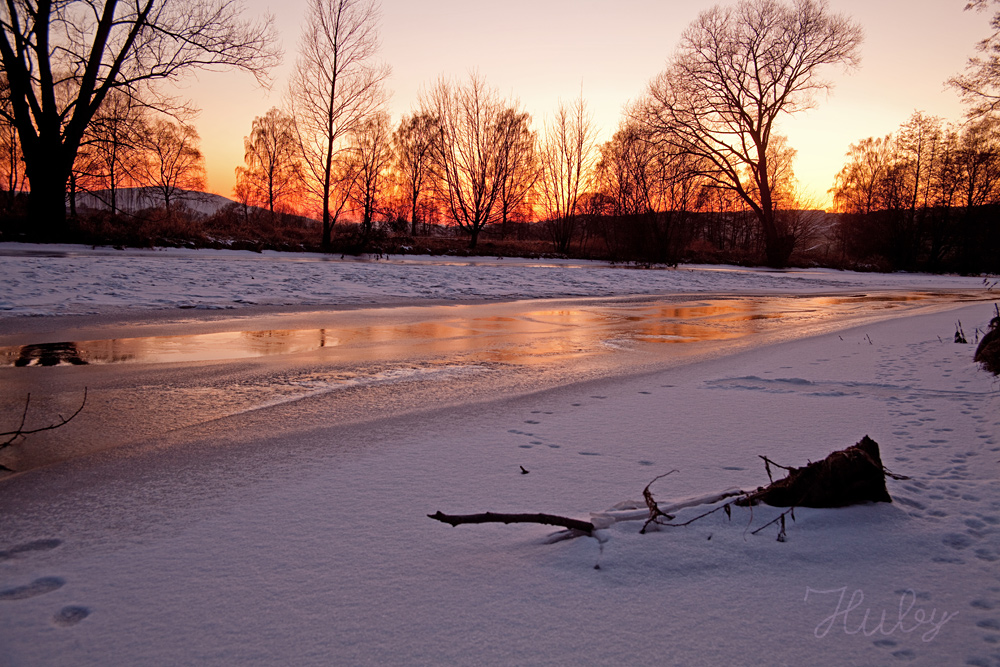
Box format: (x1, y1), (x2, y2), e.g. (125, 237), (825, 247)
(177, 0), (987, 209)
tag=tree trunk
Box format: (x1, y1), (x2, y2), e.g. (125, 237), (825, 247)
(322, 218), (333, 250)
(758, 207), (794, 268)
(25, 160), (71, 240)
(764, 233), (795, 268)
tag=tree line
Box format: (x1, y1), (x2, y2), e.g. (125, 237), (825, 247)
(832, 112), (1000, 272)
(1, 0), (998, 271)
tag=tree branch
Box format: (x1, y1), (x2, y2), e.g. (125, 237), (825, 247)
(1, 388), (88, 448)
(427, 511), (594, 535)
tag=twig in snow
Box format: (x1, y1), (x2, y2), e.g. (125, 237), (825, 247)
(640, 469), (679, 532)
(1, 389), (88, 471)
(955, 321), (968, 344)
(750, 507), (796, 542)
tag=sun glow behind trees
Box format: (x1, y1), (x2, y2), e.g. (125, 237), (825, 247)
(183, 0), (985, 209)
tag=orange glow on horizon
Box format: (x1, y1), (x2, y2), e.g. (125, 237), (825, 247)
(184, 0), (986, 215)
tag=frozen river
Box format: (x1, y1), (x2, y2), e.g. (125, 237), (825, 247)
(0, 290), (986, 473)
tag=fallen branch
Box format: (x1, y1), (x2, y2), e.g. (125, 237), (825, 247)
(427, 436), (905, 544)
(427, 511), (594, 535)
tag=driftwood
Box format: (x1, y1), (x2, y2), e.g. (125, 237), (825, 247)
(737, 435), (899, 508)
(427, 511), (594, 535)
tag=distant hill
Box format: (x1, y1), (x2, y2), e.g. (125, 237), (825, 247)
(72, 187), (237, 217)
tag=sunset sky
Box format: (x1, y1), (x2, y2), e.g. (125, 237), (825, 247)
(179, 0), (988, 210)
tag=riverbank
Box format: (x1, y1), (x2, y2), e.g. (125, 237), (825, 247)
(1, 242), (990, 323)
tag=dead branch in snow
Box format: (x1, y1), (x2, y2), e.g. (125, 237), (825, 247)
(427, 511), (594, 535)
(427, 436), (905, 543)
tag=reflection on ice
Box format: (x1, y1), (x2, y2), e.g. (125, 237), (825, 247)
(0, 291), (961, 367)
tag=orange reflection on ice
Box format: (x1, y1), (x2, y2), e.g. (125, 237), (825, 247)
(0, 291), (966, 368)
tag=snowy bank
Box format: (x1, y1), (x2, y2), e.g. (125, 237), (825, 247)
(0, 242), (990, 319)
(1, 297), (998, 665)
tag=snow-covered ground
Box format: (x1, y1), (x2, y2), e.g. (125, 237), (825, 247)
(0, 242), (990, 318)
(0, 243), (998, 665)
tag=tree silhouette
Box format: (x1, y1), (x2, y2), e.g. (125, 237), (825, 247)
(422, 72), (531, 248)
(637, 0), (862, 267)
(289, 0), (389, 249)
(538, 94), (596, 254)
(139, 119), (206, 216)
(0, 0), (279, 236)
(951, 0), (1000, 117)
(235, 108), (303, 219)
(347, 111), (392, 241)
(392, 111), (438, 236)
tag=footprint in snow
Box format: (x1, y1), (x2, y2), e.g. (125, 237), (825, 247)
(0, 538), (62, 561)
(976, 618), (1000, 631)
(53, 606), (90, 627)
(0, 577), (65, 601)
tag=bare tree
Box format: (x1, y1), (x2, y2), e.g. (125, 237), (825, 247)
(0, 76), (24, 210)
(289, 0), (389, 249)
(73, 90), (147, 215)
(348, 110), (392, 241)
(234, 107), (303, 218)
(896, 111), (945, 217)
(494, 108), (537, 240)
(138, 118), (206, 216)
(595, 120), (704, 263)
(950, 0), (1000, 117)
(392, 111), (438, 235)
(538, 94), (596, 254)
(831, 136), (895, 215)
(955, 114), (1000, 208)
(422, 72), (529, 248)
(0, 0), (279, 235)
(636, 0), (862, 267)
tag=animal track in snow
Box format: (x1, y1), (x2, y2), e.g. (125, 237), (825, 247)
(943, 533), (975, 550)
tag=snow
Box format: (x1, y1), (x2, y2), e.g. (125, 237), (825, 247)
(0, 242), (989, 318)
(0, 242), (999, 665)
